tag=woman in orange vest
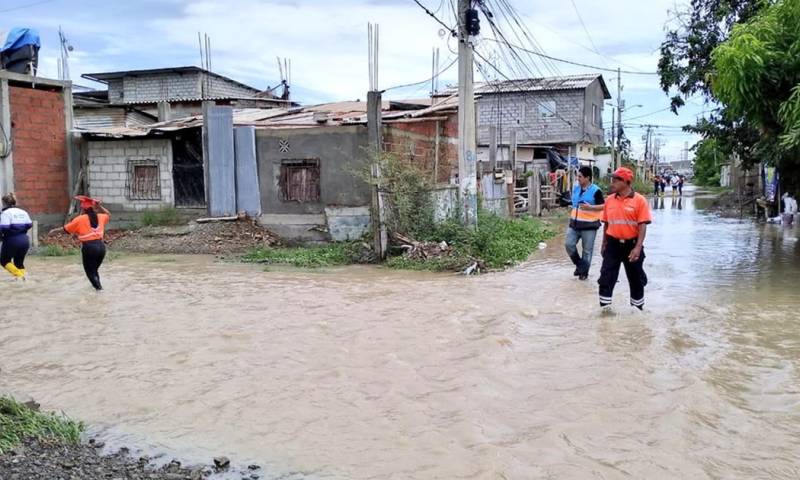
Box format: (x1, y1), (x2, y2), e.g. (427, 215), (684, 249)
(52, 196), (111, 290)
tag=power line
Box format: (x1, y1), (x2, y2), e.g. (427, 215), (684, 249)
(411, 0), (456, 36)
(0, 0), (55, 13)
(622, 106), (674, 121)
(384, 56), (458, 91)
(482, 38), (658, 75)
(568, 0), (604, 64)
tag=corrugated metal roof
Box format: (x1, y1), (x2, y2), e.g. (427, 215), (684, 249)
(82, 66), (263, 95)
(435, 74), (611, 99)
(73, 107), (157, 130)
(75, 102), (453, 138)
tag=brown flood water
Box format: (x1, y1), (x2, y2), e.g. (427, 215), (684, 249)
(2, 187), (800, 479)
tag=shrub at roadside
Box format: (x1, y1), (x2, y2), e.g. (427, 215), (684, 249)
(392, 213), (555, 271)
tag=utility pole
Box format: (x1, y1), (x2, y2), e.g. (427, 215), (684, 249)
(615, 67), (622, 170)
(610, 107), (616, 173)
(367, 23), (387, 259)
(458, 0), (478, 227)
(643, 127), (650, 173)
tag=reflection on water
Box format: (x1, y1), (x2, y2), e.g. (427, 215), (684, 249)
(1, 186), (799, 479)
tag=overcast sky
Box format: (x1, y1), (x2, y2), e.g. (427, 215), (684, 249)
(2, 0), (706, 161)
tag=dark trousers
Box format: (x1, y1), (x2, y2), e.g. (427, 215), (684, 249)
(598, 237), (647, 308)
(81, 240), (106, 290)
(1, 234), (30, 269)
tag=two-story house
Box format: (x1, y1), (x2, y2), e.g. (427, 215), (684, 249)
(79, 66), (291, 123)
(436, 73), (611, 169)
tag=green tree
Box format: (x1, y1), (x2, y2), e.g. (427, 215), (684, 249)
(692, 138), (724, 186)
(711, 0), (800, 189)
(658, 0), (766, 172)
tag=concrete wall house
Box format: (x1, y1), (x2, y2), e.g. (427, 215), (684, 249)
(76, 98), (460, 241)
(86, 138), (175, 212)
(435, 74), (611, 169)
(81, 66), (293, 121)
(0, 70), (73, 224)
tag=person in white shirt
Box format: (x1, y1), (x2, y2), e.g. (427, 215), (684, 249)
(0, 192), (33, 278)
(670, 175), (680, 196)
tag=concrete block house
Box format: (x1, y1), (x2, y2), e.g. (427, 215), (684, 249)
(0, 70), (74, 225)
(81, 67), (291, 121)
(436, 74), (611, 169)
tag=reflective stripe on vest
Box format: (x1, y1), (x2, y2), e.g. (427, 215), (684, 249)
(78, 227), (103, 242)
(570, 184), (602, 226)
(570, 207), (603, 223)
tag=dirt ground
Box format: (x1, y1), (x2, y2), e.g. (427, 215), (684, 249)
(0, 438), (239, 480)
(42, 219), (281, 255)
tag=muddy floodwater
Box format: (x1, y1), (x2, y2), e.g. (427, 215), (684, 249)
(2, 188), (799, 479)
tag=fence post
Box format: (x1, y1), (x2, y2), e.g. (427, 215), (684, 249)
(528, 172), (541, 216)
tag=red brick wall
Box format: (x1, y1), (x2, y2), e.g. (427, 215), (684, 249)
(383, 113), (459, 184)
(9, 86), (69, 215)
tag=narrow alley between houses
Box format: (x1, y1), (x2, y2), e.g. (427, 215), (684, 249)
(2, 187), (798, 479)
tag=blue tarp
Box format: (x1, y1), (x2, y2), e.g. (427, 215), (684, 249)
(2, 28), (41, 53)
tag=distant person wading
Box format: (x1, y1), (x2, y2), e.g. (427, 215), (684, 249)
(565, 166), (605, 280)
(51, 196), (111, 290)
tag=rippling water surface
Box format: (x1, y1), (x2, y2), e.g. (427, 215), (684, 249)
(1, 187), (799, 479)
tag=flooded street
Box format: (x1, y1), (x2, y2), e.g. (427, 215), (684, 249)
(2, 187), (799, 479)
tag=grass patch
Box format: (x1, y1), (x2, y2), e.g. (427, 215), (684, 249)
(140, 207), (181, 227)
(242, 242), (364, 268)
(385, 253), (474, 272)
(389, 213), (556, 272)
(39, 245), (79, 257)
(0, 397), (84, 454)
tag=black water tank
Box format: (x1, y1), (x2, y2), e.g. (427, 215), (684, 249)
(1, 44), (39, 74)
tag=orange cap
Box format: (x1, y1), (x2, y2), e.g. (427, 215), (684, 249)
(74, 195), (97, 210)
(612, 167), (634, 183)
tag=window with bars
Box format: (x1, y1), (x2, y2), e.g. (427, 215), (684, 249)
(280, 159), (320, 202)
(127, 160), (161, 200)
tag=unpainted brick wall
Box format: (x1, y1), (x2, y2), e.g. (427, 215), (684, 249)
(9, 86), (69, 215)
(383, 114), (459, 184)
(87, 138), (174, 211)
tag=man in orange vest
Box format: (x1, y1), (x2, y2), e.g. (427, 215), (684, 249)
(598, 167), (652, 309)
(565, 166), (605, 280)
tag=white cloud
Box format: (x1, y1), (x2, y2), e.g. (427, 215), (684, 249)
(5, 0), (701, 158)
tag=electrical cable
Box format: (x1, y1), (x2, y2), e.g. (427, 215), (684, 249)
(384, 56), (458, 91)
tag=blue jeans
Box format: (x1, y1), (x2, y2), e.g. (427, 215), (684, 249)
(565, 227), (598, 276)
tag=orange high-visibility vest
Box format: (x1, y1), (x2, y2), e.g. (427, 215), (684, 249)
(64, 213), (110, 243)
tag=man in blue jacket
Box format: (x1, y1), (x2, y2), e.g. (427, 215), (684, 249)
(565, 166), (605, 280)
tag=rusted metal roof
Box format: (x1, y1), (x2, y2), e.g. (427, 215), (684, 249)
(75, 100), (456, 138)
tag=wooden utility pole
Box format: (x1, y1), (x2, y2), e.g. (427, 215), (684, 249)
(458, 0), (477, 226)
